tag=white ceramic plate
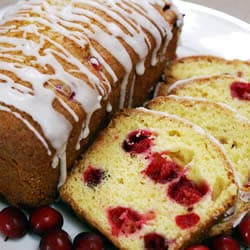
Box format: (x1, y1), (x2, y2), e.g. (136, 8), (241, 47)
(174, 0), (250, 60)
(0, 1), (249, 249)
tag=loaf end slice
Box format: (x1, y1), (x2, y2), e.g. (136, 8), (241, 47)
(157, 55), (250, 95)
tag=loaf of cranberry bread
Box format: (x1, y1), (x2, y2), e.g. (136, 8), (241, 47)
(146, 95), (250, 236)
(166, 75), (250, 119)
(60, 108), (238, 250)
(156, 55), (250, 95)
(0, 0), (182, 207)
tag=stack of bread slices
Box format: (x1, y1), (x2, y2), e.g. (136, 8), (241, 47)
(152, 55), (250, 237)
(61, 55), (249, 249)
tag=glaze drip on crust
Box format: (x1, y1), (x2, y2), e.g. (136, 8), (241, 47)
(0, 0), (179, 186)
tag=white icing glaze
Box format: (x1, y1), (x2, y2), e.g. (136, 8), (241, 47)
(217, 101), (250, 122)
(0, 63), (72, 151)
(223, 205), (236, 221)
(167, 75), (213, 94)
(0, 104), (51, 156)
(0, 0), (176, 186)
(222, 202), (249, 228)
(139, 107), (214, 139)
(233, 211), (249, 228)
(170, 1), (184, 28)
(153, 81), (165, 98)
(239, 190), (250, 202)
(136, 60), (146, 76)
(57, 144), (68, 187)
(168, 95), (250, 122)
(128, 75), (136, 107)
(106, 103), (112, 113)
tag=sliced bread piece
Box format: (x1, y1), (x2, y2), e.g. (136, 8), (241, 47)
(157, 55), (250, 95)
(167, 55), (250, 83)
(166, 75), (250, 119)
(60, 108), (238, 250)
(146, 95), (250, 236)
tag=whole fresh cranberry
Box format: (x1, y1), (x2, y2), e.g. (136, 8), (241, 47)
(211, 235), (240, 250)
(73, 232), (105, 250)
(186, 245), (210, 250)
(237, 213), (250, 246)
(39, 229), (72, 250)
(0, 206), (28, 239)
(29, 206), (63, 236)
(144, 233), (168, 250)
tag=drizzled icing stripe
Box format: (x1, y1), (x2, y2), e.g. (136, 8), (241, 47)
(60, 0), (173, 107)
(0, 63), (72, 150)
(0, 0), (176, 186)
(0, 104), (52, 156)
(128, 75), (136, 107)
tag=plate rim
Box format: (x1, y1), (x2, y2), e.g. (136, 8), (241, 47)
(174, 0), (250, 31)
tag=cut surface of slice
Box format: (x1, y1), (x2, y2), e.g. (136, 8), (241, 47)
(166, 75), (250, 119)
(165, 55), (250, 85)
(147, 95), (250, 236)
(60, 108), (238, 250)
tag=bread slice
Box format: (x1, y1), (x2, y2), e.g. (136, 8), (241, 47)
(167, 55), (250, 84)
(165, 75), (250, 120)
(157, 55), (250, 95)
(146, 95), (250, 236)
(60, 108), (238, 250)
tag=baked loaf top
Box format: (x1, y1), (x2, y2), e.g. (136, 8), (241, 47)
(0, 0), (182, 206)
(60, 108), (238, 250)
(167, 75), (250, 120)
